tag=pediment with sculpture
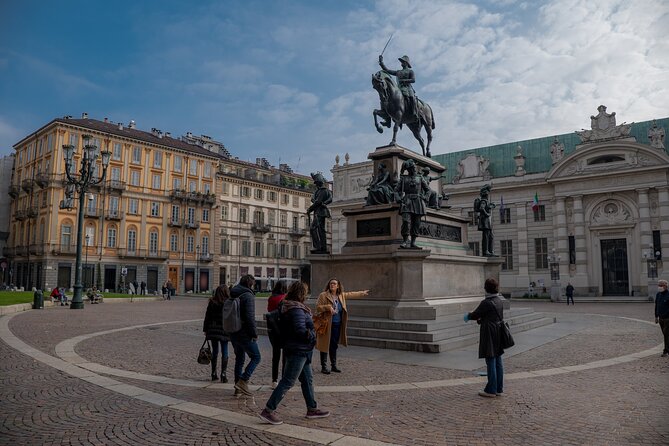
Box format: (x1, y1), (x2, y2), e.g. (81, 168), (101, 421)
(590, 199), (634, 227)
(547, 142), (669, 180)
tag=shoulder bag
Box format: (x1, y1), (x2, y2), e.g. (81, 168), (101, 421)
(493, 301), (515, 349)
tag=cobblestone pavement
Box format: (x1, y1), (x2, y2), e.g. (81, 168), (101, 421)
(1, 298), (668, 445)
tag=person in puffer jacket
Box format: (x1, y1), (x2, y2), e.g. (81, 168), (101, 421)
(259, 282), (330, 426)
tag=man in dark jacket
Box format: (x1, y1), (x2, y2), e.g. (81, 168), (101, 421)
(465, 277), (505, 398)
(655, 279), (669, 357)
(230, 275), (261, 396)
(565, 283), (575, 305)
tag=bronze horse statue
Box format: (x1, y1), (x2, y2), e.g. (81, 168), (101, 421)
(372, 70), (435, 157)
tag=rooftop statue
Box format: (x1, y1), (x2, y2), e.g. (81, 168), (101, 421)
(372, 53), (435, 158)
(576, 105), (632, 142)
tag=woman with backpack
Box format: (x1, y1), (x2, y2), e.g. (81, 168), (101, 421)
(259, 281), (330, 425)
(203, 285), (231, 382)
(267, 280), (287, 389)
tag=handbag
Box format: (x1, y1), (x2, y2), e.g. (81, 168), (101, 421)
(197, 339), (212, 365)
(313, 313), (329, 336)
(493, 302), (515, 349)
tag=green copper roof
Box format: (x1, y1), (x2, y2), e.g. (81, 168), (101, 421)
(432, 117), (669, 183)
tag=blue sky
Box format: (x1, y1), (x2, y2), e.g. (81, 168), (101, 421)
(1, 0), (668, 178)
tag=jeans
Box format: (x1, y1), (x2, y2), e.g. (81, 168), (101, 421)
(211, 339), (229, 360)
(484, 356), (504, 394)
(232, 338), (261, 382)
(660, 319), (669, 354)
(265, 351), (317, 411)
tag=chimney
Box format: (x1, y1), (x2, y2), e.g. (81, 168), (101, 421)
(165, 132), (171, 138)
(129, 120), (136, 129)
(104, 117), (109, 123)
(81, 112), (88, 119)
(186, 132), (193, 138)
(118, 122), (124, 130)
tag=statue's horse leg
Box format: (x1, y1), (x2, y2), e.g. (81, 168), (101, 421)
(373, 109), (391, 133)
(409, 122), (426, 157)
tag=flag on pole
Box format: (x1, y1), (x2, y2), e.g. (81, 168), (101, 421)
(499, 195), (505, 218)
(532, 192), (539, 211)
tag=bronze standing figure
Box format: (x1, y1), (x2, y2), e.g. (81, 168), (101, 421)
(307, 173), (332, 254)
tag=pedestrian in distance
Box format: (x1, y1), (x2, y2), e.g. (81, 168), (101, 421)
(259, 281), (330, 425)
(465, 277), (506, 398)
(140, 281), (146, 295)
(161, 282), (168, 300)
(203, 285), (231, 382)
(565, 282), (575, 305)
(230, 274), (261, 396)
(315, 278), (370, 374)
(655, 279), (669, 357)
(267, 280), (288, 389)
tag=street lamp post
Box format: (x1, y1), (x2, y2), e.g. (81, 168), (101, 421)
(63, 135), (110, 309)
(196, 244), (200, 294)
(548, 248), (561, 302)
(85, 234), (90, 289)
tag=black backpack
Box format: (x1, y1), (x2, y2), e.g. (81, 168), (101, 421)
(265, 301), (284, 347)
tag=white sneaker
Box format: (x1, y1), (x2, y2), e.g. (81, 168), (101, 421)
(271, 381), (278, 389)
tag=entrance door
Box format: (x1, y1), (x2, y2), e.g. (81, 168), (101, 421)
(168, 266), (179, 292)
(147, 269), (158, 294)
(104, 266), (117, 291)
(185, 269), (194, 292)
(57, 265), (71, 289)
(601, 239), (629, 295)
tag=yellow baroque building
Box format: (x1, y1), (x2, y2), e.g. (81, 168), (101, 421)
(5, 115), (317, 294)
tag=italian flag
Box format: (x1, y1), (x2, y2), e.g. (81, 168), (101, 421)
(532, 192), (539, 211)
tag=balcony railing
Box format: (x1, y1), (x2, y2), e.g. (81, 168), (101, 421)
(169, 189), (216, 205)
(60, 198), (74, 210)
(118, 248), (170, 259)
(106, 179), (126, 193)
(185, 220), (200, 229)
(168, 218), (183, 227)
(51, 244), (77, 255)
(35, 172), (51, 188)
(199, 253), (213, 262)
(84, 207), (102, 218)
(289, 228), (306, 238)
(21, 178), (34, 192)
(26, 207), (38, 219)
(13, 207), (36, 221)
(105, 209), (124, 220)
(15, 209), (26, 221)
(8, 184), (20, 198)
(251, 223), (271, 233)
(29, 244), (46, 255)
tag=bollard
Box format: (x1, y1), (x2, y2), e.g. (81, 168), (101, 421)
(33, 290), (44, 309)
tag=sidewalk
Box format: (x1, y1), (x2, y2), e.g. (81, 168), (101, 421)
(1, 299), (666, 445)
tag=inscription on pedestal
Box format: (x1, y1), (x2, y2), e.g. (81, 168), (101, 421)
(357, 218), (391, 238)
(419, 222), (462, 242)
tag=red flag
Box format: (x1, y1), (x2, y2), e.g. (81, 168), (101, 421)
(532, 192), (539, 211)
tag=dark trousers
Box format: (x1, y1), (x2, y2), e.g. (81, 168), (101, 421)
(660, 319), (669, 354)
(270, 342), (285, 382)
(566, 294), (574, 305)
(328, 323), (341, 364)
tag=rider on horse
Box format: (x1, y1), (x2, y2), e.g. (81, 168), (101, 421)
(379, 54), (418, 121)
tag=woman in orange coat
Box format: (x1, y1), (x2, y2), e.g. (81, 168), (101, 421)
(315, 278), (369, 374)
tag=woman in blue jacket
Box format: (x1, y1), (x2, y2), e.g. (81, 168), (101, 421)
(259, 281), (330, 425)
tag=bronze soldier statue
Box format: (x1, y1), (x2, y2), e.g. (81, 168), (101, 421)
(474, 184), (496, 256)
(395, 159), (430, 249)
(379, 54), (418, 121)
(307, 172), (332, 254)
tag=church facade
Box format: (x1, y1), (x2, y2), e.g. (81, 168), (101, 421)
(329, 107), (668, 299)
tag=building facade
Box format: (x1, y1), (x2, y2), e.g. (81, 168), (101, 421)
(330, 107), (668, 298)
(2, 114), (318, 294)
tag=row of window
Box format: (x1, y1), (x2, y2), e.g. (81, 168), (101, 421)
(220, 239), (309, 259)
(61, 224), (210, 253)
(469, 237), (551, 271)
(469, 205), (547, 225)
(235, 185), (297, 206)
(220, 206), (305, 228)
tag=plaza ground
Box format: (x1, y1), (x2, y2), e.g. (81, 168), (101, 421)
(0, 298), (667, 445)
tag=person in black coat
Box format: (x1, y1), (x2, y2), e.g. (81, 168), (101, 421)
(259, 281), (330, 425)
(230, 275), (261, 397)
(203, 285), (231, 382)
(655, 279), (669, 357)
(465, 277), (505, 398)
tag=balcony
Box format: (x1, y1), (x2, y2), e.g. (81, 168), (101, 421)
(251, 223), (271, 233)
(185, 220), (200, 229)
(26, 207), (38, 219)
(202, 193), (216, 205)
(29, 244), (46, 255)
(35, 172), (51, 188)
(15, 210), (26, 221)
(8, 184), (20, 198)
(84, 207), (102, 218)
(14, 246), (28, 256)
(60, 198), (74, 210)
(106, 180), (126, 193)
(169, 189), (188, 201)
(21, 178), (34, 192)
(168, 218), (183, 227)
(289, 228), (306, 238)
(199, 253), (213, 263)
(51, 244), (76, 255)
(118, 248), (169, 259)
(105, 209), (124, 220)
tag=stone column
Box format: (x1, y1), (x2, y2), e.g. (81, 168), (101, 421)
(657, 186), (669, 284)
(572, 195), (588, 291)
(637, 189), (653, 297)
(515, 203), (529, 293)
(553, 197), (567, 300)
